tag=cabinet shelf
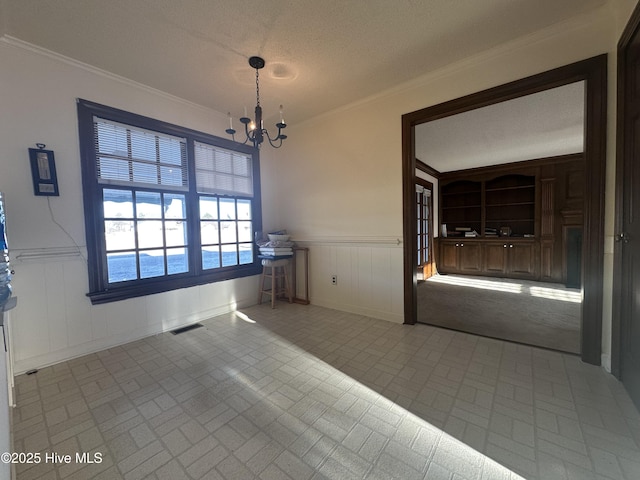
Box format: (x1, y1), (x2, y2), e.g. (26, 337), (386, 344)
(485, 185), (534, 192)
(486, 220), (534, 225)
(441, 174), (536, 237)
(486, 202), (534, 207)
(442, 191), (481, 196)
(442, 205), (482, 209)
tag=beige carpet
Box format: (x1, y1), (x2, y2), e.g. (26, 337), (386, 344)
(417, 274), (581, 354)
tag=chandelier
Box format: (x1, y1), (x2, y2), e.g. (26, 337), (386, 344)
(226, 56), (287, 148)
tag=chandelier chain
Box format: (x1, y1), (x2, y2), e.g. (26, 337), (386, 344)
(255, 68), (261, 107)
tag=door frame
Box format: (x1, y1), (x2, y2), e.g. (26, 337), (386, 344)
(612, 1), (640, 377)
(401, 55), (608, 365)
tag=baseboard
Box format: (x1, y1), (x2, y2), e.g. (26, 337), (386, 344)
(601, 353), (611, 373)
(12, 299), (254, 375)
(310, 298), (404, 324)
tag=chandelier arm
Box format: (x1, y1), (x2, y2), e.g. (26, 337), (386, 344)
(267, 135), (284, 148)
(264, 127), (282, 142)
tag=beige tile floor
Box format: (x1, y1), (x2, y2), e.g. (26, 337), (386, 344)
(10, 303), (640, 479)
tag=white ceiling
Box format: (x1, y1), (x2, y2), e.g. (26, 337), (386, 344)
(415, 81), (586, 173)
(1, 0), (606, 127)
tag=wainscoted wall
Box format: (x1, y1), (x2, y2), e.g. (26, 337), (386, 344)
(11, 255), (258, 374)
(295, 237), (404, 324)
(10, 238), (403, 374)
(9, 247), (259, 375)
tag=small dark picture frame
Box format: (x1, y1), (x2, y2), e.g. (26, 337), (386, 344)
(29, 147), (59, 196)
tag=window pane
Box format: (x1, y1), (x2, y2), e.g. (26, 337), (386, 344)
(158, 137), (183, 165)
(107, 252), (137, 282)
(165, 221), (187, 247)
(103, 189), (133, 218)
(202, 246), (220, 269)
(167, 247), (188, 274)
(136, 191), (162, 218)
(105, 221), (135, 251)
(239, 243), (253, 265)
(138, 220), (164, 248)
(165, 194), (186, 219)
(220, 221), (237, 243)
(238, 221), (252, 242)
(160, 166), (183, 186)
(140, 250), (165, 278)
(219, 198), (236, 220)
(237, 199), (251, 220)
(221, 244), (238, 267)
(132, 162), (158, 185)
(199, 197), (218, 220)
(130, 129), (157, 161)
(96, 122), (128, 155)
(99, 158), (130, 182)
(201, 221), (219, 245)
(233, 177), (252, 195)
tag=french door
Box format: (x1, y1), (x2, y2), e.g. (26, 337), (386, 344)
(416, 179), (434, 280)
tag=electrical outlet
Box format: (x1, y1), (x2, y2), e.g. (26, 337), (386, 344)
(331, 275), (337, 285)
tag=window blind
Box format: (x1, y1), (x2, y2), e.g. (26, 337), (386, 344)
(94, 117), (188, 190)
(194, 141), (253, 197)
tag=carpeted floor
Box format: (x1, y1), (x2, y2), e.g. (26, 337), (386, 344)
(417, 274), (581, 354)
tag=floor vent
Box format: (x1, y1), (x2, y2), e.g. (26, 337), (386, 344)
(170, 323), (204, 335)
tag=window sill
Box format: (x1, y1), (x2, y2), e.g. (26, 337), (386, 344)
(86, 264), (262, 304)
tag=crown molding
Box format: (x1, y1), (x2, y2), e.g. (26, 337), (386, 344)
(0, 35), (226, 120)
(297, 4), (611, 128)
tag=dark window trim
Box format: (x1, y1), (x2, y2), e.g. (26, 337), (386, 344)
(77, 99), (262, 304)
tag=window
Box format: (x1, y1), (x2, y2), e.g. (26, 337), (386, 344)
(78, 99), (262, 304)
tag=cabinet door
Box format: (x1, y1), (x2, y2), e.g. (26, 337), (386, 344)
(484, 243), (507, 274)
(439, 242), (459, 272)
(458, 243), (482, 273)
(508, 243), (537, 278)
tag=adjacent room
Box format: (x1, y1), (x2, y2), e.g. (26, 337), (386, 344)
(414, 81), (587, 354)
(2, 1), (640, 479)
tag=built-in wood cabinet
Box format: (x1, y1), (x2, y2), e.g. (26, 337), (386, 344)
(436, 157), (584, 284)
(439, 238), (537, 279)
(440, 241), (482, 274)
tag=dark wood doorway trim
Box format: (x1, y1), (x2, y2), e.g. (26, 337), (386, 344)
(612, 1), (640, 378)
(402, 55), (607, 365)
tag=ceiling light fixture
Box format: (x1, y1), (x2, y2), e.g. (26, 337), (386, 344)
(226, 56), (287, 148)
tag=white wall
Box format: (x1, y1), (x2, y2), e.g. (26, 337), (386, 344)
(0, 38), (278, 374)
(274, 4), (625, 357)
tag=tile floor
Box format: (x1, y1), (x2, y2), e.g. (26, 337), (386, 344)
(10, 303), (640, 479)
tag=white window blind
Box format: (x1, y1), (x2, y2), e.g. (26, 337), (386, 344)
(94, 117), (188, 190)
(194, 142), (253, 197)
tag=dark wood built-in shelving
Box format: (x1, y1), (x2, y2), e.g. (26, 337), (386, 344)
(436, 157), (585, 283)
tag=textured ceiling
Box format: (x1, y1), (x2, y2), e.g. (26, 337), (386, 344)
(415, 81), (586, 173)
(1, 0), (606, 126)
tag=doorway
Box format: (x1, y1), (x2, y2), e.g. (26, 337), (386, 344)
(402, 55), (607, 365)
